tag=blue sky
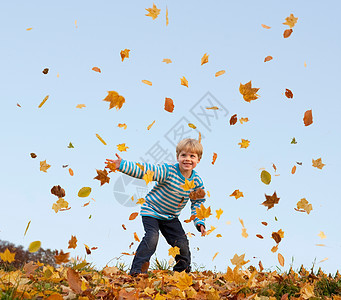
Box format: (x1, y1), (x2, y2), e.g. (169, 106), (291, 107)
(1, 0), (340, 273)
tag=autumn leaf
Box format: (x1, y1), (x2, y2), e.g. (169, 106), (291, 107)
(216, 234), (222, 238)
(264, 56), (273, 62)
(230, 253), (250, 267)
(129, 212), (139, 220)
(291, 137), (297, 144)
(215, 208), (223, 220)
(230, 189), (244, 199)
(96, 133), (107, 145)
(168, 246), (180, 258)
(278, 253), (285, 267)
(51, 185), (66, 198)
(147, 120), (156, 130)
(103, 91), (125, 110)
(67, 142), (74, 148)
(38, 95), (49, 108)
(283, 29), (293, 38)
(201, 53), (209, 65)
(105, 161), (117, 173)
(26, 27), (33, 31)
(189, 188), (205, 200)
(283, 13), (298, 28)
(241, 228), (248, 238)
(296, 198), (313, 214)
(238, 139), (250, 149)
(181, 179), (195, 191)
(285, 89), (293, 98)
(262, 221), (268, 226)
(42, 68), (49, 74)
(239, 117), (249, 124)
(40, 160), (51, 172)
(23, 261), (38, 276)
(188, 123), (196, 129)
(212, 252), (219, 261)
(195, 204), (212, 220)
(54, 250), (70, 265)
(256, 234), (264, 239)
(239, 81), (259, 102)
(29, 241), (41, 253)
(68, 235), (77, 249)
(117, 143), (129, 152)
(134, 232), (140, 242)
(94, 169), (110, 186)
(260, 170), (271, 185)
(164, 97), (174, 113)
(261, 24), (271, 29)
(184, 215), (196, 223)
(262, 191), (280, 210)
(78, 187), (91, 197)
(215, 70), (225, 77)
(24, 220), (31, 237)
(291, 165), (297, 174)
(212, 153), (217, 165)
(162, 58), (172, 64)
(92, 67), (101, 73)
(142, 80), (152, 86)
(120, 49), (130, 62)
(175, 271), (193, 290)
(143, 170), (154, 185)
(118, 123), (127, 129)
(52, 198), (69, 213)
(67, 268), (82, 294)
(180, 76), (188, 87)
(136, 198), (146, 205)
(0, 248), (16, 263)
(166, 6), (169, 26)
(206, 106), (219, 110)
(68, 168), (74, 176)
(145, 3), (160, 20)
(271, 245), (279, 253)
(30, 153), (37, 158)
(230, 114), (237, 125)
(318, 231), (326, 239)
(312, 158), (325, 169)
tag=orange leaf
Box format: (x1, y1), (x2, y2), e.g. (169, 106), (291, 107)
(164, 97), (174, 112)
(120, 49), (130, 61)
(68, 235), (77, 249)
(54, 250), (70, 264)
(303, 110), (313, 126)
(180, 76), (188, 87)
(278, 253), (285, 266)
(142, 80), (152, 86)
(261, 221), (268, 226)
(291, 165), (296, 174)
(261, 24), (271, 29)
(134, 232), (140, 242)
(256, 234), (264, 239)
(118, 123), (127, 129)
(103, 91), (125, 110)
(285, 89), (293, 98)
(122, 224), (127, 230)
(69, 168), (74, 176)
(129, 212), (139, 220)
(96, 133), (107, 145)
(94, 169), (110, 186)
(271, 245), (279, 253)
(66, 268), (82, 294)
(212, 153), (217, 165)
(283, 29), (293, 38)
(92, 67), (101, 73)
(215, 70), (226, 77)
(264, 56), (273, 62)
(184, 215), (196, 223)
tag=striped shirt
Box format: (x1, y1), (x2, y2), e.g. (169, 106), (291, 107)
(118, 159), (206, 230)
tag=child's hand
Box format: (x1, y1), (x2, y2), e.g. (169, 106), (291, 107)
(198, 224), (206, 237)
(105, 153), (122, 171)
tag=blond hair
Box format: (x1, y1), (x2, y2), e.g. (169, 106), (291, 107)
(176, 138), (203, 160)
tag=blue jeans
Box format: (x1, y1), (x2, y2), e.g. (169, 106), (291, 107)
(129, 216), (191, 274)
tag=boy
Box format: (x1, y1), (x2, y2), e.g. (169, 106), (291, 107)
(105, 138), (207, 275)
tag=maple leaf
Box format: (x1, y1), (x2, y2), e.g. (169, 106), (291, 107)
(184, 215), (196, 223)
(147, 120), (155, 130)
(230, 253), (250, 267)
(239, 117), (249, 124)
(168, 246), (180, 258)
(206, 225), (216, 235)
(0, 248), (15, 263)
(264, 55), (273, 62)
(51, 185), (66, 198)
(162, 58), (172, 64)
(239, 81), (259, 102)
(23, 261), (38, 276)
(296, 198), (313, 214)
(175, 271), (193, 291)
(164, 97), (174, 112)
(120, 49), (130, 62)
(129, 212), (139, 220)
(68, 235), (78, 249)
(52, 198), (69, 213)
(262, 191), (280, 210)
(134, 232), (140, 242)
(230, 114), (237, 125)
(54, 250), (70, 264)
(142, 79), (152, 86)
(40, 160), (51, 172)
(136, 198), (145, 205)
(103, 91), (125, 110)
(143, 170), (154, 185)
(283, 13), (298, 28)
(145, 3), (160, 20)
(215, 70), (226, 77)
(201, 53), (209, 65)
(117, 143), (129, 152)
(92, 67), (101, 73)
(106, 161), (117, 173)
(291, 137), (297, 144)
(195, 204), (212, 219)
(118, 123), (127, 129)
(215, 208), (223, 220)
(181, 179), (195, 191)
(312, 158), (325, 169)
(238, 139), (250, 149)
(180, 76), (188, 87)
(230, 189), (244, 199)
(67, 142), (74, 148)
(94, 169), (110, 186)
(318, 231), (326, 239)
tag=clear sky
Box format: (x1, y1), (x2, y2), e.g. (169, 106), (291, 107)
(1, 0), (340, 273)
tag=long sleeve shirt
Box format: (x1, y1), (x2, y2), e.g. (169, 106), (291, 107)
(118, 159), (206, 230)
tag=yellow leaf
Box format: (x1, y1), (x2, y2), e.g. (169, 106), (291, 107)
(103, 91), (125, 110)
(304, 61), (307, 67)
(216, 234), (222, 238)
(296, 198), (313, 214)
(40, 160), (51, 172)
(195, 204), (212, 220)
(76, 104), (86, 108)
(24, 220), (31, 237)
(96, 133), (107, 145)
(312, 158), (325, 169)
(120, 49), (130, 62)
(230, 189), (244, 199)
(215, 208), (223, 220)
(212, 252), (219, 261)
(318, 231), (326, 239)
(117, 143), (129, 152)
(26, 27), (33, 31)
(136, 163), (145, 171)
(175, 271), (193, 290)
(206, 225), (216, 235)
(0, 248), (16, 263)
(181, 179), (195, 191)
(142, 80), (152, 86)
(319, 257), (328, 263)
(207, 190), (210, 197)
(145, 3), (160, 20)
(260, 170), (271, 185)
(300, 283), (315, 299)
(117, 123), (127, 129)
(283, 13), (298, 28)
(166, 6), (169, 26)
(136, 198), (145, 205)
(78, 187), (91, 198)
(168, 246), (180, 258)
(38, 95), (49, 108)
(162, 58), (172, 64)
(180, 76), (188, 87)
(147, 120), (156, 130)
(239, 117), (249, 124)
(29, 241), (41, 253)
(143, 170), (154, 185)
(230, 253), (249, 267)
(215, 70), (225, 77)
(239, 81), (259, 102)
(201, 53), (209, 65)
(238, 139), (250, 149)
(188, 123), (196, 129)
(239, 218), (245, 227)
(241, 228), (248, 238)
(134, 232), (140, 242)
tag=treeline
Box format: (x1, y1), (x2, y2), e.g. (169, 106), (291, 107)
(0, 239), (56, 268)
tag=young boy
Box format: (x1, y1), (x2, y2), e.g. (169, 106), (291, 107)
(105, 138), (207, 275)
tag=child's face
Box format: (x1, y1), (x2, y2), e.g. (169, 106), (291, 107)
(177, 150), (200, 173)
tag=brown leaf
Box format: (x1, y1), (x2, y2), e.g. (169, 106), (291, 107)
(122, 224), (126, 230)
(84, 244), (91, 255)
(281, 293), (289, 300)
(283, 29), (293, 38)
(256, 234), (264, 239)
(262, 191), (280, 210)
(259, 260), (264, 271)
(68, 235), (77, 249)
(189, 188), (205, 200)
(66, 268), (82, 294)
(46, 295), (63, 300)
(30, 153), (37, 158)
(303, 110), (313, 126)
(141, 261), (150, 273)
(261, 221), (268, 226)
(54, 250), (70, 265)
(230, 114), (237, 125)
(264, 56), (273, 62)
(92, 67), (101, 73)
(17, 103), (22, 107)
(94, 169), (110, 186)
(164, 97), (174, 112)
(51, 185), (65, 198)
(272, 232), (281, 244)
(285, 89), (293, 98)
(42, 68), (49, 74)
(23, 261), (38, 275)
(129, 212), (139, 220)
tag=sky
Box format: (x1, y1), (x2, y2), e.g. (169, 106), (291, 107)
(1, 0), (340, 274)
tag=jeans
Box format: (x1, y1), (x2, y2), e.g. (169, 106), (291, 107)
(129, 216), (191, 274)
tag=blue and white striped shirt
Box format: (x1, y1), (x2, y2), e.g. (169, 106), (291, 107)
(118, 160), (206, 230)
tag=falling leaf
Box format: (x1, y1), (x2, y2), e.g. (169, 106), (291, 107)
(84, 244), (91, 255)
(67, 142), (74, 149)
(180, 76), (188, 87)
(117, 123), (127, 129)
(166, 6), (169, 26)
(212, 153), (217, 165)
(96, 133), (107, 145)
(164, 97), (174, 113)
(52, 198), (69, 213)
(120, 49), (130, 62)
(201, 53), (209, 65)
(296, 198), (313, 214)
(122, 224), (126, 230)
(283, 29), (293, 38)
(106, 162), (117, 173)
(261, 24), (271, 29)
(40, 160), (51, 172)
(42, 68), (49, 74)
(23, 261), (38, 276)
(29, 241), (41, 253)
(76, 104), (86, 109)
(82, 201), (90, 207)
(147, 120), (156, 130)
(103, 91), (125, 110)
(256, 234), (264, 239)
(142, 80), (152, 86)
(94, 169), (110, 186)
(143, 170), (154, 185)
(51, 185), (65, 198)
(78, 187), (91, 198)
(196, 204), (212, 219)
(230, 189), (244, 199)
(38, 95), (49, 108)
(92, 67), (101, 73)
(145, 3), (160, 20)
(212, 252), (219, 261)
(162, 58), (172, 64)
(168, 246), (180, 258)
(57, 72), (59, 77)
(74, 20), (78, 28)
(216, 208), (223, 220)
(68, 168), (74, 176)
(261, 221), (268, 226)
(241, 228), (248, 238)
(68, 235), (77, 249)
(316, 244), (326, 247)
(206, 106), (219, 110)
(278, 253), (285, 267)
(304, 61), (307, 67)
(136, 198), (146, 205)
(116, 143), (128, 152)
(189, 188), (205, 200)
(230, 253), (250, 267)
(54, 250), (70, 264)
(216, 234), (222, 238)
(239, 81), (259, 102)
(188, 123), (197, 130)
(215, 70), (225, 77)
(271, 245), (279, 253)
(181, 179), (195, 191)
(318, 231), (326, 239)
(230, 114), (237, 125)
(66, 268), (82, 294)
(264, 56), (273, 62)
(24, 221), (31, 237)
(260, 170), (271, 185)
(16, 103), (21, 107)
(262, 191), (280, 210)
(238, 139), (250, 149)
(134, 232), (140, 242)
(285, 89), (293, 98)
(312, 158), (325, 169)
(319, 257), (328, 263)
(283, 13), (298, 28)
(129, 212), (139, 220)
(239, 117), (249, 124)
(26, 27), (33, 31)
(0, 248), (15, 263)
(291, 165), (297, 174)
(291, 137), (297, 144)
